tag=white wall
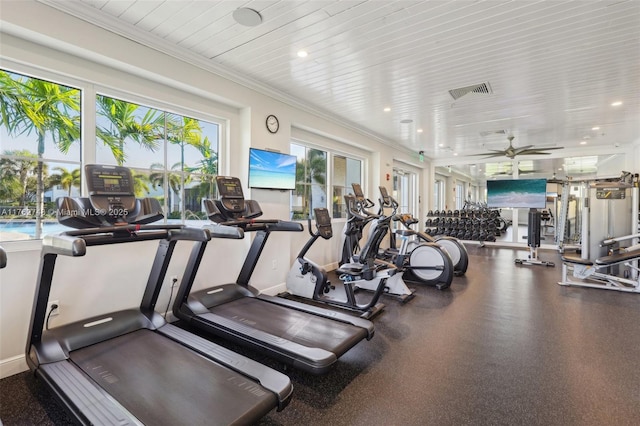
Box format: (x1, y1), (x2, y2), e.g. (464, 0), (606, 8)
(0, 1), (428, 378)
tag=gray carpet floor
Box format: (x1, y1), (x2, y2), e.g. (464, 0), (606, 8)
(2, 245), (639, 425)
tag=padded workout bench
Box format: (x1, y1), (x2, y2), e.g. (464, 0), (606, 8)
(558, 248), (640, 293)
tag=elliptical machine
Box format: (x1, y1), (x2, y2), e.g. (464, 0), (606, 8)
(340, 194), (415, 301)
(346, 184), (454, 290)
(286, 207), (393, 319)
(379, 186), (469, 276)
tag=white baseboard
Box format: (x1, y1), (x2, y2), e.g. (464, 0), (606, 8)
(0, 354), (28, 379)
(261, 282), (287, 296)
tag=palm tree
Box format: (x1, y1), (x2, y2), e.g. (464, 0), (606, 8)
(166, 115), (202, 169)
(295, 148), (326, 218)
(165, 116), (219, 212)
(95, 95), (164, 165)
(0, 150), (38, 206)
(149, 162), (190, 216)
(0, 71), (80, 238)
(49, 167), (81, 196)
(184, 135), (218, 200)
(131, 170), (151, 198)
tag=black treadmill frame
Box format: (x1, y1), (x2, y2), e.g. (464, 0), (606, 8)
(26, 223), (293, 425)
(173, 178), (375, 375)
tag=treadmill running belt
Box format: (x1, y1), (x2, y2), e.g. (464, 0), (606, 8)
(70, 329), (276, 425)
(213, 298), (368, 356)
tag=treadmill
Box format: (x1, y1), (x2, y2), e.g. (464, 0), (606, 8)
(26, 165), (292, 425)
(173, 176), (375, 375)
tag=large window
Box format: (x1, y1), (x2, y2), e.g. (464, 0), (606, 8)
(291, 144), (327, 219)
(393, 168), (416, 218)
(0, 70), (81, 240)
(455, 182), (465, 210)
(333, 155), (361, 218)
(290, 142), (362, 219)
(95, 95), (219, 221)
(0, 68), (220, 241)
(434, 179), (444, 211)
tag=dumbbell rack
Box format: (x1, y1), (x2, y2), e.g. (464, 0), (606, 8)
(425, 208), (504, 242)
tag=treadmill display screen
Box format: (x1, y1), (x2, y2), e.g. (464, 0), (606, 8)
(87, 167), (133, 195)
(217, 177), (244, 199)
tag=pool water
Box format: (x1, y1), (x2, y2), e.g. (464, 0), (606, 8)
(0, 221), (70, 240)
(0, 219), (207, 241)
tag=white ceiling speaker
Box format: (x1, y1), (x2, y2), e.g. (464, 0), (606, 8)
(233, 8), (263, 26)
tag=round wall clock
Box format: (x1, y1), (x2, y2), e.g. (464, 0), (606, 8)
(266, 114), (279, 134)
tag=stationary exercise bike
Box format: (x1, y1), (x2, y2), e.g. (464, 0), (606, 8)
(346, 184), (454, 290)
(378, 186), (469, 276)
(286, 207), (394, 319)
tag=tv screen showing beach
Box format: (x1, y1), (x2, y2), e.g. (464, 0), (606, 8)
(248, 148), (297, 190)
(487, 179), (547, 209)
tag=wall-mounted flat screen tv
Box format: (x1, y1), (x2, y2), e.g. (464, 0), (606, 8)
(487, 178), (547, 209)
(248, 147), (297, 190)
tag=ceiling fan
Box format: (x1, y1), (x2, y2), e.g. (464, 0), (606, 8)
(474, 135), (563, 159)
(490, 167), (545, 177)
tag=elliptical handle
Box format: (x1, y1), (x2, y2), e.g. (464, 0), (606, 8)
(307, 216), (316, 237)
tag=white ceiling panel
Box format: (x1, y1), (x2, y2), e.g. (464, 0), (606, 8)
(35, 0), (640, 179)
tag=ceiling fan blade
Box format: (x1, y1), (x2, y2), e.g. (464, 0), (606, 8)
(517, 150), (553, 155)
(521, 147), (564, 153)
(512, 145), (535, 154)
(469, 151), (507, 158)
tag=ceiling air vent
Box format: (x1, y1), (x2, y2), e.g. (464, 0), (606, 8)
(448, 82), (492, 100)
(479, 129), (507, 137)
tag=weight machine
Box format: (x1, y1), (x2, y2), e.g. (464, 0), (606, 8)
(558, 172), (640, 293)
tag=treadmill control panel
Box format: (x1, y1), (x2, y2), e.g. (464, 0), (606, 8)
(216, 176), (246, 214)
(86, 164), (136, 214)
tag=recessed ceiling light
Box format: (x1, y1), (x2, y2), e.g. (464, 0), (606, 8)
(232, 8), (262, 26)
(438, 143), (444, 147)
(580, 141), (587, 145)
(591, 126), (600, 131)
(611, 101), (623, 107)
(417, 128), (423, 133)
(453, 153), (458, 156)
(383, 107), (391, 112)
(297, 50), (308, 58)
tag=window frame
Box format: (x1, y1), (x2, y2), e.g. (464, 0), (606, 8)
(0, 61), (227, 242)
(290, 138), (365, 220)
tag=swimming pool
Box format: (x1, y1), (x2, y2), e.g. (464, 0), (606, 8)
(0, 221), (70, 240)
(0, 219), (209, 241)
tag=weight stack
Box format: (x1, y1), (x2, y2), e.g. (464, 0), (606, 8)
(528, 209), (542, 248)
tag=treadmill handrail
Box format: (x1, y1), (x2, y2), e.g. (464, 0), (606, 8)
(204, 223), (245, 239)
(42, 225), (212, 256)
(220, 219), (303, 233)
(41, 234), (87, 257)
(62, 223), (182, 236)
